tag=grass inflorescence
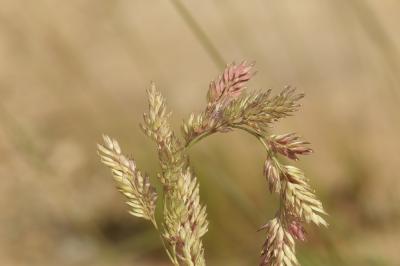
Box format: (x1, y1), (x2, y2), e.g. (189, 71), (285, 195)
(97, 61), (327, 266)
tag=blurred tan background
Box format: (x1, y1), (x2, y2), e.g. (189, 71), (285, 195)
(1, 0), (400, 265)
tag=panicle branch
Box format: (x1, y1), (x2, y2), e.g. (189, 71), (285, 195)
(180, 61), (326, 265)
(182, 63), (304, 146)
(261, 137), (327, 265)
(141, 84), (208, 266)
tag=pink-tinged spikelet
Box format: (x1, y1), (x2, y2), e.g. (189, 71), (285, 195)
(207, 61), (255, 103)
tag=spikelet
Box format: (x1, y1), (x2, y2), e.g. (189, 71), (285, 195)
(283, 166), (328, 227)
(264, 156), (281, 193)
(287, 220), (307, 242)
(207, 61), (255, 104)
(141, 82), (173, 144)
(97, 135), (158, 225)
(269, 133), (312, 161)
(260, 218), (299, 266)
(141, 83), (185, 180)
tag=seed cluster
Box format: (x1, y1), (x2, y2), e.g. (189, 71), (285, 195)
(98, 61), (326, 266)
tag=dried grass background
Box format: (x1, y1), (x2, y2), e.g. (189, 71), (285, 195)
(1, 1), (400, 265)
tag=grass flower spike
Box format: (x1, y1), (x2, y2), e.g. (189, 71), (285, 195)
(97, 135), (158, 226)
(98, 60), (327, 266)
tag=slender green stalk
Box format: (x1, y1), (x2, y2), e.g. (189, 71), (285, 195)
(169, 0), (225, 68)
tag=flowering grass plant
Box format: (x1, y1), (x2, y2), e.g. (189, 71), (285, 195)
(98, 61), (327, 266)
